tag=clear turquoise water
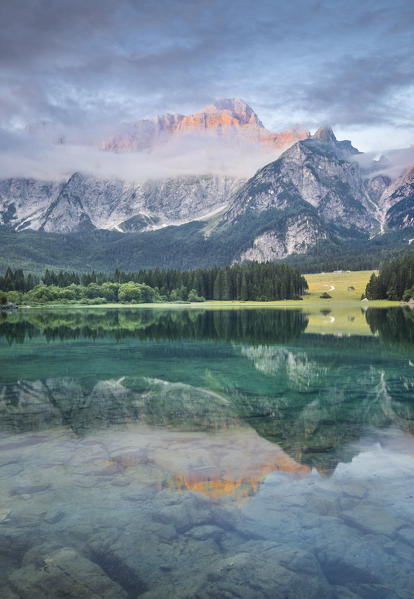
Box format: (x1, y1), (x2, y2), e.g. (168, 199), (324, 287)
(0, 308), (413, 598)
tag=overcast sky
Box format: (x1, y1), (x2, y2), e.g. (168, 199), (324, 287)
(1, 0), (413, 165)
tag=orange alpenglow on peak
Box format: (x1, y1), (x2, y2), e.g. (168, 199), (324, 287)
(101, 98), (310, 153)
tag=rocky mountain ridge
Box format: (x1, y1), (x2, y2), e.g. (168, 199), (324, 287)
(215, 127), (412, 261)
(0, 174), (243, 234)
(101, 98), (310, 153)
(1, 124), (414, 267)
(382, 164), (414, 230)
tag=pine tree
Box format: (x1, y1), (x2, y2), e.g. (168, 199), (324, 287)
(213, 271), (222, 300)
(240, 273), (248, 301)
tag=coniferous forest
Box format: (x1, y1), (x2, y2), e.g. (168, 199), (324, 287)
(0, 262), (308, 304)
(364, 254), (414, 301)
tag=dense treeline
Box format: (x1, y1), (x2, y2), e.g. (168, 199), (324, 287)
(364, 254), (414, 301)
(0, 262), (308, 304)
(0, 268), (38, 292)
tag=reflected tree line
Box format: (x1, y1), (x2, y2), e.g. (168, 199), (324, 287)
(366, 307), (414, 347)
(1, 307), (414, 348)
(0, 309), (308, 346)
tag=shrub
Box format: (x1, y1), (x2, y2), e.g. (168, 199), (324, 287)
(402, 286), (414, 302)
(118, 282), (158, 303)
(6, 290), (21, 304)
(188, 289), (205, 302)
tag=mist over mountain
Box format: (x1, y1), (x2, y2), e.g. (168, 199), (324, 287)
(0, 99), (413, 273)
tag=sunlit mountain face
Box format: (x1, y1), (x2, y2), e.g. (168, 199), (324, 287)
(101, 98), (310, 153)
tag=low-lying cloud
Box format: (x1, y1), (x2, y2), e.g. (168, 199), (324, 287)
(0, 132), (280, 182)
(356, 146), (414, 180)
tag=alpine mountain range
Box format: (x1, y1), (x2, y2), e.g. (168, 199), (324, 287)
(1, 98), (413, 272)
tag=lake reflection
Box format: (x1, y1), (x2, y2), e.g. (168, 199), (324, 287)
(0, 308), (413, 598)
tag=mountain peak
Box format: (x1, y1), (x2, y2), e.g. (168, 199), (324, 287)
(311, 127), (337, 143)
(102, 99), (309, 153)
(200, 98), (263, 127)
(307, 126), (360, 157)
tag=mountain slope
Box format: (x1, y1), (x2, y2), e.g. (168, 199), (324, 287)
(384, 165), (414, 229)
(209, 128), (386, 261)
(0, 178), (63, 231)
(102, 98), (310, 153)
(222, 127), (370, 227)
(0, 173), (243, 234)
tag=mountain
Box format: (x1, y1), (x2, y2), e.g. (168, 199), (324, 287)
(102, 98), (310, 153)
(0, 178), (63, 231)
(0, 173), (243, 234)
(211, 127), (396, 261)
(1, 119), (414, 273)
(382, 164), (414, 229)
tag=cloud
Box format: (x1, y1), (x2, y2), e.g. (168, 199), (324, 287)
(0, 129), (279, 181)
(0, 0), (413, 156)
(355, 145), (414, 180)
(0, 0), (414, 132)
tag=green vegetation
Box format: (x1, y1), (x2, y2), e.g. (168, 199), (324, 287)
(0, 262), (307, 304)
(364, 254), (414, 301)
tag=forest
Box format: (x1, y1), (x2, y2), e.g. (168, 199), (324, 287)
(364, 254), (414, 301)
(0, 262), (308, 304)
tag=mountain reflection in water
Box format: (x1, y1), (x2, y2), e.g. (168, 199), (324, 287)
(0, 307), (413, 598)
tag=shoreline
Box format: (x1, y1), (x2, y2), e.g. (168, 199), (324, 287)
(4, 271), (407, 314)
(16, 299), (401, 310)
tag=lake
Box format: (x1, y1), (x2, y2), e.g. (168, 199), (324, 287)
(0, 307), (413, 598)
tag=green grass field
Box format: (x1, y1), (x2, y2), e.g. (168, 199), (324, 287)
(305, 270), (373, 301)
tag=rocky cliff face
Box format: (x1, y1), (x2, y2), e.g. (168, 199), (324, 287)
(0, 178), (63, 231)
(383, 165), (414, 229)
(102, 98), (310, 153)
(238, 214), (330, 262)
(0, 172), (243, 234)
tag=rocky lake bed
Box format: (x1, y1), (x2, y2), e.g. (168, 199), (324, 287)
(0, 307), (413, 598)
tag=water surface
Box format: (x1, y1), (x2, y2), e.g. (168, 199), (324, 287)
(0, 307), (413, 598)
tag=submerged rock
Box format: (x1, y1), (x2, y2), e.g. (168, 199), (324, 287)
(192, 541), (333, 599)
(8, 547), (128, 599)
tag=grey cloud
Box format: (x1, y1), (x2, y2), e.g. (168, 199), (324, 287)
(0, 0), (413, 149)
(0, 129), (279, 181)
(290, 53), (414, 127)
